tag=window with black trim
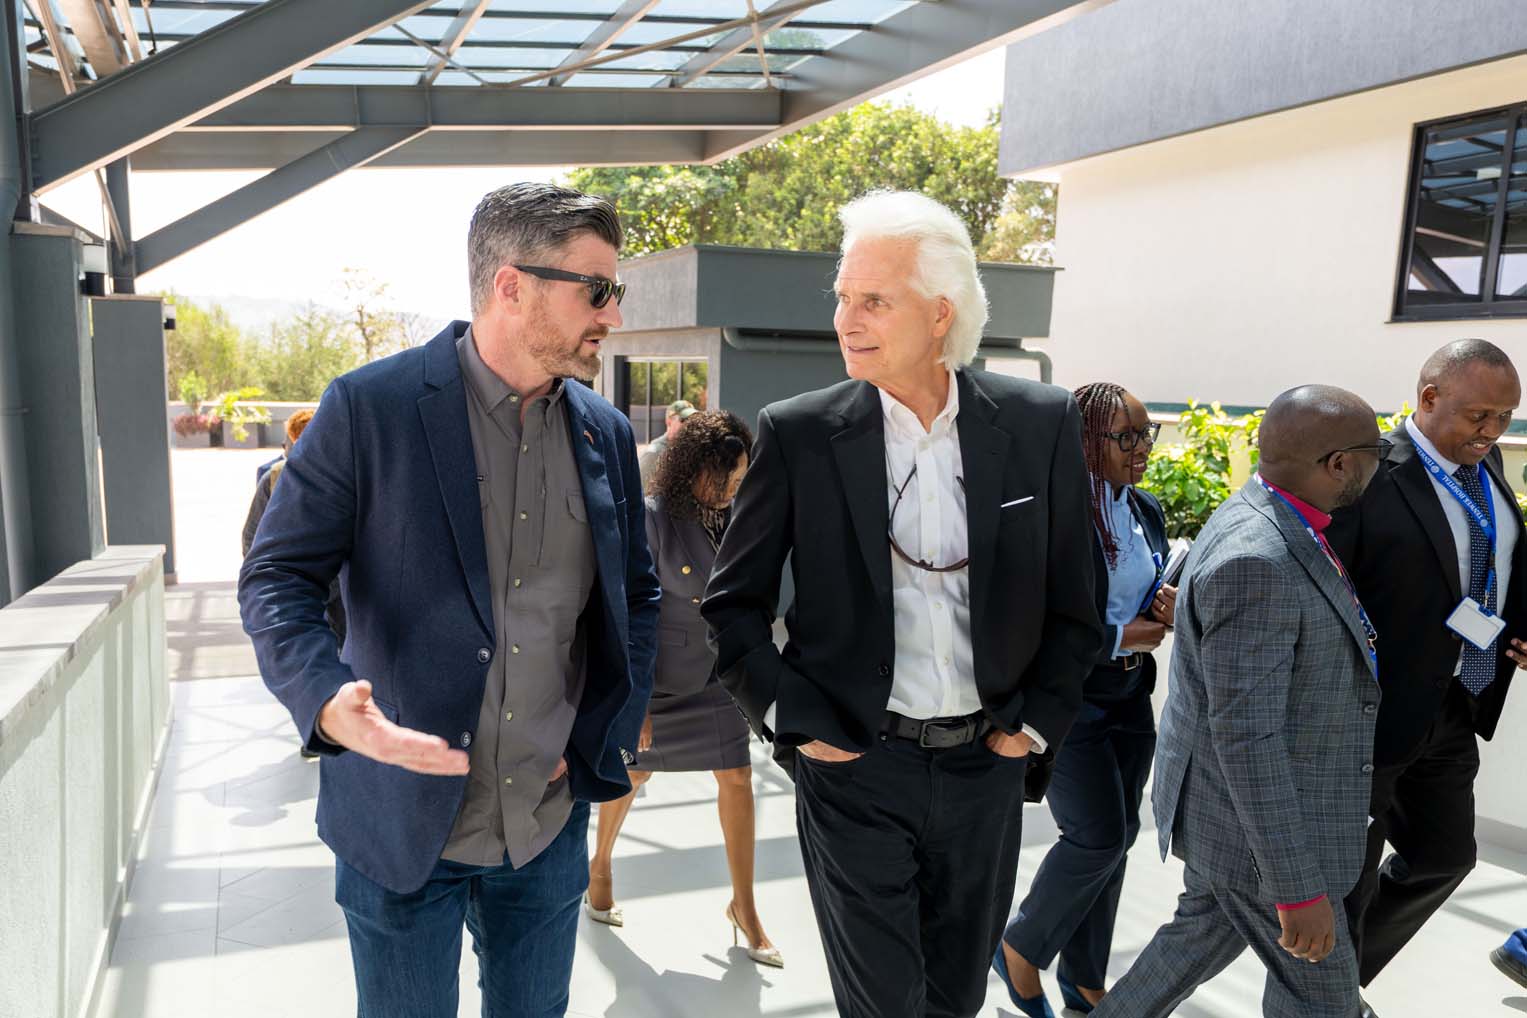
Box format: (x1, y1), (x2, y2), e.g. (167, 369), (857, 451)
(1396, 103), (1527, 319)
(616, 358), (708, 444)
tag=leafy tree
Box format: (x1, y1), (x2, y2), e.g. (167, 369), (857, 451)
(340, 268), (411, 363)
(978, 180), (1058, 264)
(248, 304), (361, 401)
(163, 294), (247, 401)
(568, 102), (1039, 258)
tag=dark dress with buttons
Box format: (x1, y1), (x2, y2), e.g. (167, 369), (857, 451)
(631, 496), (751, 772)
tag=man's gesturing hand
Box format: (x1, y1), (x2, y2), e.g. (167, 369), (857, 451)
(317, 679), (471, 776)
(1277, 898), (1336, 963)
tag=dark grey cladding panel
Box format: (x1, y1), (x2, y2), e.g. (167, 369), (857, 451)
(617, 245), (1059, 340)
(999, 0), (1527, 175)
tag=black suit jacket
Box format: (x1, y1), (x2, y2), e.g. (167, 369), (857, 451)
(1326, 423), (1525, 765)
(1084, 486), (1171, 705)
(700, 370), (1103, 770)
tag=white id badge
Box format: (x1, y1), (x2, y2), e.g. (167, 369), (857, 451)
(1445, 596), (1506, 650)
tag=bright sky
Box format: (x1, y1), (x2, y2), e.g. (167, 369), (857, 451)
(41, 48), (1006, 323)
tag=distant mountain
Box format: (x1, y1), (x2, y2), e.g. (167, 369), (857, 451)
(176, 293), (446, 341)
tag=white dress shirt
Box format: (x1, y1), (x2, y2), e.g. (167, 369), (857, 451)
(1405, 415), (1518, 675)
(765, 373), (1047, 752)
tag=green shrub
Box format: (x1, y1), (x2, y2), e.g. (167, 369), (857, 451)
(1140, 402), (1261, 537)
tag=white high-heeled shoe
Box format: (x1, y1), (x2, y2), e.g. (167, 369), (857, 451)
(583, 891), (623, 927)
(726, 903), (783, 968)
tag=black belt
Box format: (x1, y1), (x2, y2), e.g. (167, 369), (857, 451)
(1097, 652), (1144, 672)
(882, 710), (992, 749)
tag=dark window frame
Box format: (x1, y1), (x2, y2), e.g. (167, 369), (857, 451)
(615, 356), (709, 441)
(1394, 101), (1527, 322)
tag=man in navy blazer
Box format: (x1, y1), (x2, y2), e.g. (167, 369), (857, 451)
(239, 183), (658, 1017)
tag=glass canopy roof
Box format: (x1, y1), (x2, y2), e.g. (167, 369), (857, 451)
(23, 0), (918, 91)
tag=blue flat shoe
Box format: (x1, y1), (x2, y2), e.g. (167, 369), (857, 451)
(991, 944), (1055, 1018)
(1056, 972), (1095, 1014)
(1492, 928), (1527, 989)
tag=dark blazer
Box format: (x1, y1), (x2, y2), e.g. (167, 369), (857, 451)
(238, 322), (660, 893)
(701, 370), (1103, 770)
(644, 496), (720, 698)
(1085, 486), (1171, 705)
(1326, 423), (1525, 765)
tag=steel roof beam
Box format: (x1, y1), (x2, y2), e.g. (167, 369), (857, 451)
(669, 0), (820, 88)
(704, 0), (1114, 162)
(417, 0), (490, 86)
(547, 0), (660, 87)
(176, 83), (781, 132)
(134, 124), (426, 274)
(29, 0), (435, 191)
(128, 128), (710, 171)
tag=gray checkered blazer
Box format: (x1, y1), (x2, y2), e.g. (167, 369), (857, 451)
(1152, 479), (1380, 904)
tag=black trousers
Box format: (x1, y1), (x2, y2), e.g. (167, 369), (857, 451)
(1344, 681), (1480, 986)
(793, 733), (1028, 1018)
(1004, 690), (1155, 988)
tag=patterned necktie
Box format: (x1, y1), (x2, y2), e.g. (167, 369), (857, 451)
(1453, 464), (1497, 694)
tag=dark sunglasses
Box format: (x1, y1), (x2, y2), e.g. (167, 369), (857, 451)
(1316, 438), (1394, 464)
(513, 264), (626, 308)
(1101, 422), (1161, 453)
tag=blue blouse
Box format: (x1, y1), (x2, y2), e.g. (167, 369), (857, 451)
(1099, 480), (1160, 658)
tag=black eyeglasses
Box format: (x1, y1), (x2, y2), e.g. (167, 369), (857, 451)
(1101, 422), (1161, 453)
(1316, 438), (1394, 464)
(513, 264), (626, 308)
(888, 464), (969, 573)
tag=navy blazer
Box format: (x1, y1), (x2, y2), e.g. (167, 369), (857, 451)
(1084, 486), (1171, 704)
(239, 322), (660, 893)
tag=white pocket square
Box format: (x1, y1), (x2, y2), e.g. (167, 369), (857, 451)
(1000, 496), (1035, 509)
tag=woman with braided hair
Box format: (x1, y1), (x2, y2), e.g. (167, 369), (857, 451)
(994, 383), (1175, 1017)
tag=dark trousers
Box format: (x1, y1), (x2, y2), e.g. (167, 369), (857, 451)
(335, 802), (589, 1018)
(1004, 690), (1155, 988)
(1345, 682), (1480, 986)
(793, 734), (1028, 1018)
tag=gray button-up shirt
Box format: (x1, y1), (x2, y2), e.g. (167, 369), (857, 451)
(442, 327), (597, 868)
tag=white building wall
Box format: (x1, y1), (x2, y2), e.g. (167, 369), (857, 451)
(1026, 52), (1527, 415)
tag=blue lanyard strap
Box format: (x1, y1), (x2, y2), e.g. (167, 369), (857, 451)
(1257, 477), (1379, 674)
(1412, 442), (1497, 606)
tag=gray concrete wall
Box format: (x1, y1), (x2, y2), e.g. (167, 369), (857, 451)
(12, 224), (106, 587)
(93, 298), (177, 577)
(1000, 0), (1527, 174)
(617, 245), (1060, 340)
(0, 547), (169, 1018)
(0, 9), (32, 607)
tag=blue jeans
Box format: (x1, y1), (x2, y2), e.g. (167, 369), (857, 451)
(335, 801), (589, 1018)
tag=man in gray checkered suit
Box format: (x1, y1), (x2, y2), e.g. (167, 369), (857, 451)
(1091, 386), (1387, 1018)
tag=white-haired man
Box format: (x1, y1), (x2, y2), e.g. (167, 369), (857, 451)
(702, 191), (1102, 1017)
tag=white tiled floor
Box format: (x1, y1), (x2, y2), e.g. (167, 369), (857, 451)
(94, 673), (1527, 1018)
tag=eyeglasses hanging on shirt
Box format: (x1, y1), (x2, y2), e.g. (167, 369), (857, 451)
(887, 463), (970, 573)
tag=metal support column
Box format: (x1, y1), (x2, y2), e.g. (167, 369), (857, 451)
(105, 158), (135, 293)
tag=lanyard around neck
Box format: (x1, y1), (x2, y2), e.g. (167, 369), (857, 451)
(1412, 442), (1497, 605)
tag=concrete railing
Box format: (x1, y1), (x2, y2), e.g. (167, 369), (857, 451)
(0, 547), (170, 1018)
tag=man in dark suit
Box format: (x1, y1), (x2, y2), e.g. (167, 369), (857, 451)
(701, 190), (1102, 1018)
(239, 183), (659, 1018)
(1328, 338), (1527, 1009)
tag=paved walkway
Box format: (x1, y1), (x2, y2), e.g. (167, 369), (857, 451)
(91, 449), (1527, 1017)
